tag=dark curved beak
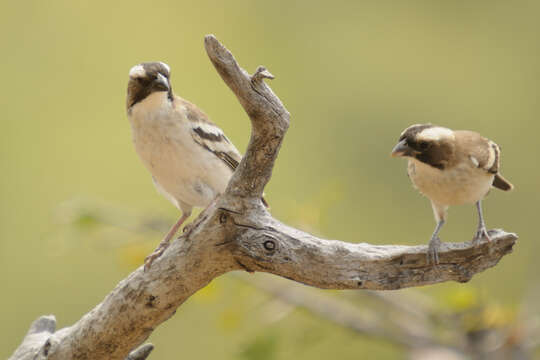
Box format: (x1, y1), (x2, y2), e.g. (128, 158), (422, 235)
(391, 139), (412, 157)
(153, 73), (170, 92)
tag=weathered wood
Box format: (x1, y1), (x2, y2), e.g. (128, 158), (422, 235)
(204, 35), (290, 201)
(9, 316), (153, 360)
(9, 35), (517, 360)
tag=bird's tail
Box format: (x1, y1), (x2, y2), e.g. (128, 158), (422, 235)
(493, 173), (514, 191)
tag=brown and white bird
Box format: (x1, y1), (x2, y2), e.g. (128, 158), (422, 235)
(126, 62), (264, 269)
(391, 124), (513, 264)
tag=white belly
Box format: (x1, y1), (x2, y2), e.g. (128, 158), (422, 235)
(408, 159), (493, 206)
(129, 93), (233, 210)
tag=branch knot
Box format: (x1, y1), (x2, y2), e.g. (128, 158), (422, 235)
(256, 233), (279, 255)
(263, 240), (276, 251)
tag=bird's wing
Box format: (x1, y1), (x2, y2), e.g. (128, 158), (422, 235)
(456, 130), (513, 191)
(175, 96), (270, 206)
(456, 131), (500, 174)
(177, 97), (243, 172)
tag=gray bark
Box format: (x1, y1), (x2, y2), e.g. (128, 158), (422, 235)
(9, 35), (517, 360)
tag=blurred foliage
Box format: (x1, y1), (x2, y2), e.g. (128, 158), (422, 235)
(1, 0), (539, 359)
(446, 286), (480, 311)
(240, 333), (279, 360)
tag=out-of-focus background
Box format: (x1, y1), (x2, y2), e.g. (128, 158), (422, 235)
(1, 1), (539, 359)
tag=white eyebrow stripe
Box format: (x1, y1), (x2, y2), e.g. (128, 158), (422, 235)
(129, 64), (146, 78)
(159, 62), (170, 74)
(485, 141), (497, 170)
(418, 127), (454, 141)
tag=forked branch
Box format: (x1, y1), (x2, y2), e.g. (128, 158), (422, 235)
(9, 35), (517, 360)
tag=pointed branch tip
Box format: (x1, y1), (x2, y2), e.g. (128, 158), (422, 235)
(204, 34), (234, 65)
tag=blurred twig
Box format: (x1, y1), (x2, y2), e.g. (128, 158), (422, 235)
(233, 273), (457, 351)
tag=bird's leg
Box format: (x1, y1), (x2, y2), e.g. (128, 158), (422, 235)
(144, 211), (190, 271)
(428, 201), (448, 265)
(473, 200), (491, 245)
(182, 198), (218, 234)
(427, 219), (445, 265)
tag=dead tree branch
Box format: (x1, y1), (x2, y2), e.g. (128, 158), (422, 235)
(9, 34), (517, 360)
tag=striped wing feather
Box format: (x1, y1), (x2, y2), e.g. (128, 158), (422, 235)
(177, 96), (269, 206)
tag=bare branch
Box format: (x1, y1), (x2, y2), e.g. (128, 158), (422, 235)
(9, 35), (517, 360)
(227, 212), (516, 289)
(205, 34), (290, 200)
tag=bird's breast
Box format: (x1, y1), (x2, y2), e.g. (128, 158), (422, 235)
(128, 93), (233, 209)
(407, 159), (493, 206)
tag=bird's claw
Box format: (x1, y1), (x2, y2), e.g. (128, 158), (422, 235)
(473, 226), (491, 245)
(427, 236), (441, 265)
(182, 222), (194, 234)
(144, 241), (170, 271)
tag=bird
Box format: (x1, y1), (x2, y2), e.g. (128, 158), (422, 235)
(126, 61), (267, 269)
(391, 124), (513, 264)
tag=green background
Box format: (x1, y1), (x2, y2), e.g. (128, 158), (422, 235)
(1, 0), (538, 358)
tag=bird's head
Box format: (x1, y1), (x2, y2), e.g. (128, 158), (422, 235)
(391, 124), (456, 170)
(126, 62), (172, 110)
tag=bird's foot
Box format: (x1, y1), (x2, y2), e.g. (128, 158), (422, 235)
(473, 226), (491, 246)
(144, 239), (171, 271)
(427, 236), (441, 265)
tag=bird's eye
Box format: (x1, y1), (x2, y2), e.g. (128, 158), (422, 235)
(418, 141), (429, 150)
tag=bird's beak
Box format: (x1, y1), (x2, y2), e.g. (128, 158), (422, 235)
(391, 139), (412, 157)
(154, 73), (170, 91)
